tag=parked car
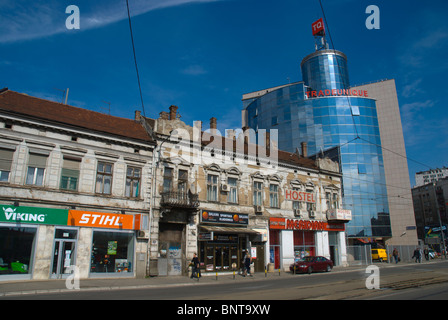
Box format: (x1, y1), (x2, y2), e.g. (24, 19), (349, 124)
(371, 248), (388, 262)
(290, 256), (333, 274)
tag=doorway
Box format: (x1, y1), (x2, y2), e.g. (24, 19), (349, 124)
(158, 223), (185, 276)
(51, 228), (78, 279)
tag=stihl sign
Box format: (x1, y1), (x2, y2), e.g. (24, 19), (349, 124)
(68, 210), (138, 230)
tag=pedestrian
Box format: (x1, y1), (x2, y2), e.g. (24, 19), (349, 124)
(424, 247), (429, 261)
(392, 248), (400, 264)
(412, 247), (421, 263)
(190, 253), (201, 279)
(243, 250), (252, 277)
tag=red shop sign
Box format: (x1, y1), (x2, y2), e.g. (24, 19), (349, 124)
(269, 217), (345, 232)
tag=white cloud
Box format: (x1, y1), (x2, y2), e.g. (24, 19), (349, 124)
(0, 0), (220, 43)
(181, 65), (208, 76)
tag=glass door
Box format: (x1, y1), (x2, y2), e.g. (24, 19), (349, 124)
(51, 228), (78, 279)
(51, 240), (76, 278)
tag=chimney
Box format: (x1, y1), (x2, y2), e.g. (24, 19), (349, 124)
(210, 117), (217, 130)
(169, 105), (178, 120)
(301, 142), (308, 158)
(159, 111), (169, 120)
(135, 110), (141, 122)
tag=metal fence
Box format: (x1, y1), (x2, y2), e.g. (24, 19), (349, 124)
(386, 245), (422, 263)
(346, 245), (372, 266)
(346, 245), (429, 265)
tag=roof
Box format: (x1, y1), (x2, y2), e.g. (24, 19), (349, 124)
(0, 89), (155, 144)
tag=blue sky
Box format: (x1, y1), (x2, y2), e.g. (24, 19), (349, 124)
(1, 0), (447, 186)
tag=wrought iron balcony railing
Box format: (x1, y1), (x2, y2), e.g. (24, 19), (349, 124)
(160, 190), (200, 209)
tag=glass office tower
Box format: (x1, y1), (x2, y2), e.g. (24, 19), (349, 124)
(243, 49), (392, 241)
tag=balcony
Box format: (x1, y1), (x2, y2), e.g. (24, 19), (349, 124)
(160, 190), (200, 209)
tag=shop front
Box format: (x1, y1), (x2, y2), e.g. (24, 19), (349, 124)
(0, 204), (143, 281)
(198, 210), (261, 273)
(269, 217), (347, 270)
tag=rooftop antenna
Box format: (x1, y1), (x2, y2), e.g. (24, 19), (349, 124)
(54, 88), (69, 104)
(101, 100), (111, 115)
(311, 18), (328, 51)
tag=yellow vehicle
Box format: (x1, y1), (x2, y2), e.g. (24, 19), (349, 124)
(371, 249), (388, 262)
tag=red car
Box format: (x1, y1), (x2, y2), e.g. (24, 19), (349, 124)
(290, 256), (333, 274)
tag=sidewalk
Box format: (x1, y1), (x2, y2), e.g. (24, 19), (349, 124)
(0, 261), (438, 297)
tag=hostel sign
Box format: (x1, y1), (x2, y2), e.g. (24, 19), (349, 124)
(285, 189), (315, 203)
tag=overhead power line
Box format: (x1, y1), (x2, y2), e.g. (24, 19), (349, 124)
(126, 0), (146, 117)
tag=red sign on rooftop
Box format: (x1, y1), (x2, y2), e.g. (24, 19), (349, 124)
(312, 18), (325, 36)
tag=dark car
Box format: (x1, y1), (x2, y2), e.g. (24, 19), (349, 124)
(290, 256), (333, 274)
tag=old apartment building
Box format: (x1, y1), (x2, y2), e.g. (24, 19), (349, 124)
(0, 89), (155, 281)
(144, 105), (350, 276)
(0, 89), (351, 281)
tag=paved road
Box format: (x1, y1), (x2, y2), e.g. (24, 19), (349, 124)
(2, 260), (447, 300)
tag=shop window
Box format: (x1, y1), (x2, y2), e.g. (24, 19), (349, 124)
(0, 226), (37, 276)
(26, 153), (47, 186)
(96, 161), (113, 194)
(227, 177), (238, 204)
(163, 167), (173, 192)
(294, 230), (315, 259)
(253, 181), (263, 206)
(269, 184), (279, 208)
(90, 230), (134, 274)
(60, 157), (81, 191)
(125, 166), (141, 198)
(0, 148), (14, 182)
(207, 174), (218, 202)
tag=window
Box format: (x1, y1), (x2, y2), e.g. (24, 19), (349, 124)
(178, 169), (188, 194)
(332, 193), (339, 209)
(163, 167), (173, 192)
(26, 153), (47, 186)
(207, 174), (218, 202)
(358, 164), (367, 174)
(253, 181), (263, 206)
(60, 157), (81, 191)
(96, 161), (113, 194)
(351, 106), (360, 116)
(292, 187), (300, 210)
(228, 177), (238, 203)
(0, 148), (14, 182)
(0, 226), (37, 276)
(269, 184), (279, 208)
(125, 166), (141, 198)
(90, 230), (134, 274)
(326, 192), (331, 210)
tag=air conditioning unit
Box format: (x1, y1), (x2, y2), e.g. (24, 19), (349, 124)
(137, 230), (149, 239)
(221, 184), (229, 192)
(309, 211), (316, 218)
(255, 205), (263, 213)
(293, 209), (300, 217)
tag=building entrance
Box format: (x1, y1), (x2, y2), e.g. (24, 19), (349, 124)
(51, 228), (78, 279)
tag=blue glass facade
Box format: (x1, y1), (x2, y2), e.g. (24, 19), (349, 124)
(244, 49), (391, 239)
